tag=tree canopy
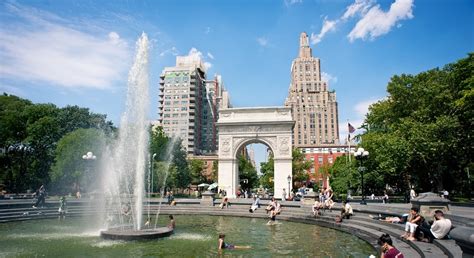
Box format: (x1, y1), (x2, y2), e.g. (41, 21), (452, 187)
(0, 93), (115, 193)
(332, 53), (473, 197)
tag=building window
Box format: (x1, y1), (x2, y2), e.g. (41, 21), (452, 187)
(318, 156), (323, 164)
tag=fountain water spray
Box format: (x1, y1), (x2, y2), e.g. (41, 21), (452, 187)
(103, 32), (149, 230)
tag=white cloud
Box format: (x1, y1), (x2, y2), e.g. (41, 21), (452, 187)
(321, 72), (338, 84)
(342, 0), (374, 20)
(310, 17), (337, 45)
(310, 0), (413, 45)
(183, 48), (212, 71)
(348, 0), (414, 42)
(207, 52), (214, 59)
(257, 37), (269, 47)
(0, 3), (131, 90)
(284, 0), (303, 7)
(159, 46), (178, 57)
(355, 98), (383, 116)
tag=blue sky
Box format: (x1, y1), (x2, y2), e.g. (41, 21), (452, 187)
(1, 0), (473, 168)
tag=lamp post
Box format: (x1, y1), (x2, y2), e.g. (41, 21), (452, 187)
(150, 153), (157, 195)
(287, 175), (292, 199)
(354, 147), (369, 205)
(81, 152), (96, 195)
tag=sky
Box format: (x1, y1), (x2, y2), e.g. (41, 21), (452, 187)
(1, 0), (473, 170)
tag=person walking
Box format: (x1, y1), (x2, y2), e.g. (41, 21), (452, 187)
(33, 185), (46, 208)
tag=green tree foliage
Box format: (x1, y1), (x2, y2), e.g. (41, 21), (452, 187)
(259, 154), (274, 190)
(189, 159), (206, 184)
(149, 127), (191, 193)
(329, 156), (359, 196)
(150, 126), (169, 161)
(359, 53), (473, 196)
(0, 94), (114, 193)
(211, 160), (218, 182)
(292, 148), (312, 187)
(50, 128), (105, 194)
(171, 139), (191, 190)
(238, 155), (258, 191)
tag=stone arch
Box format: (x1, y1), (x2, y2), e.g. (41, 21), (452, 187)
(216, 107), (294, 199)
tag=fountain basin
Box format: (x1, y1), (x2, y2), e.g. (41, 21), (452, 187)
(100, 227), (173, 240)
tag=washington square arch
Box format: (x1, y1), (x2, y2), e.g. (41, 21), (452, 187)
(217, 107), (294, 199)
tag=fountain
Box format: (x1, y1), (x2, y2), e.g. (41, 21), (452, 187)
(99, 32), (173, 240)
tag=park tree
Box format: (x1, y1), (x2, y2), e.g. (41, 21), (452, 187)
(170, 139), (191, 191)
(259, 154), (274, 190)
(357, 53), (473, 197)
(189, 159), (206, 184)
(238, 154), (258, 191)
(0, 94), (115, 193)
(50, 128), (106, 194)
(292, 148), (312, 188)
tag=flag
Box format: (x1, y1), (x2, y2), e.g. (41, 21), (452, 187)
(348, 123), (355, 134)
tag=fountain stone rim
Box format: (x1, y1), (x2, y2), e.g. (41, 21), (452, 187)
(100, 227), (173, 240)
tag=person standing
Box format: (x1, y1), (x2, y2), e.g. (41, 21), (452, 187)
(418, 210), (452, 242)
(410, 188), (417, 201)
(58, 196), (67, 220)
(33, 185), (46, 208)
(282, 188), (287, 201)
(382, 191), (389, 204)
(379, 234), (404, 258)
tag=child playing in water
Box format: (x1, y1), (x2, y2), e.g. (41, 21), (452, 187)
(218, 234), (251, 250)
(58, 196), (67, 220)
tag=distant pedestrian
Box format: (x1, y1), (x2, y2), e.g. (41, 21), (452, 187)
(58, 196), (67, 220)
(33, 185), (46, 208)
(378, 234), (404, 258)
(410, 188), (416, 201)
(282, 188), (287, 201)
(382, 191), (389, 204)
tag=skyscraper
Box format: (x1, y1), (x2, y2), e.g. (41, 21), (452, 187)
(158, 55), (230, 155)
(285, 32), (340, 147)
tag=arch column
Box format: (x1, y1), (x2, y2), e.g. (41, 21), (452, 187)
(274, 158), (292, 200)
(217, 158), (238, 198)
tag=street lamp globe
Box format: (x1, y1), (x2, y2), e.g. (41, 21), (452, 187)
(83, 152), (96, 160)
